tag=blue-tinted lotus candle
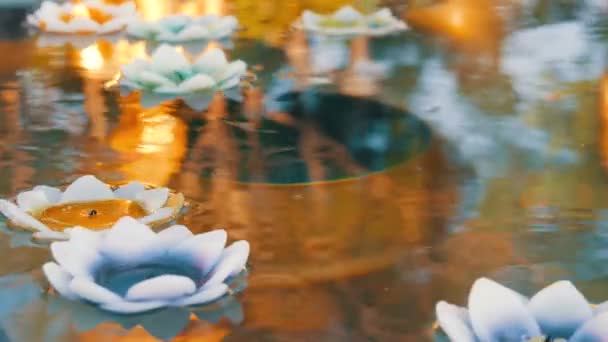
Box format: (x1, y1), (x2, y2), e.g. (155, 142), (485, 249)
(0, 175), (185, 241)
(435, 278), (608, 341)
(295, 6), (407, 37)
(118, 44), (246, 110)
(43, 217), (249, 314)
(127, 14), (238, 42)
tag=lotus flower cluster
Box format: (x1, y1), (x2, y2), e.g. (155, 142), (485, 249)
(436, 278), (608, 341)
(297, 6), (407, 37)
(27, 0), (138, 35)
(0, 175), (184, 241)
(119, 44), (246, 110)
(127, 14), (238, 43)
(43, 217), (249, 314)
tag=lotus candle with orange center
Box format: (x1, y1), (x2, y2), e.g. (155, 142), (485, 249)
(27, 0), (138, 35)
(0, 175), (185, 241)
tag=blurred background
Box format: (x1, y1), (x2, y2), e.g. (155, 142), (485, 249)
(0, 0), (608, 340)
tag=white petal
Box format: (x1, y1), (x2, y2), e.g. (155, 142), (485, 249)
(113, 181), (146, 200)
(215, 60), (246, 88)
(370, 8), (393, 21)
(157, 225), (193, 248)
(44, 18), (71, 33)
(67, 17), (101, 33)
(120, 58), (148, 82)
(172, 230), (227, 276)
(16, 190), (51, 213)
(33, 231), (69, 241)
(301, 10), (321, 29)
(127, 21), (157, 38)
(150, 44), (191, 77)
(172, 283), (228, 306)
(594, 300), (608, 315)
(178, 74), (216, 93)
(332, 6), (363, 22)
(468, 278), (541, 341)
(435, 302), (476, 342)
(138, 207), (175, 225)
(69, 277), (122, 304)
(50, 240), (99, 278)
(43, 262), (77, 300)
(153, 85), (184, 95)
(100, 300), (167, 314)
(33, 185), (62, 204)
(60, 175), (114, 204)
(570, 312), (608, 342)
(113, 1), (137, 16)
(99, 18), (126, 34)
(528, 280), (592, 338)
(100, 217), (160, 263)
(68, 227), (102, 247)
(138, 71), (178, 90)
(0, 199), (51, 233)
(126, 275), (196, 301)
(136, 188), (169, 213)
(174, 25), (209, 41)
(201, 240), (249, 289)
(194, 48), (228, 74)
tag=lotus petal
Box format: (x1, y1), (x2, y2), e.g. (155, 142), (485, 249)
(100, 299), (167, 314)
(138, 207), (175, 225)
(68, 227), (101, 247)
(435, 302), (476, 342)
(594, 300), (608, 315)
(68, 17), (100, 33)
(44, 17), (71, 33)
(370, 8), (393, 21)
(34, 231), (69, 241)
(158, 15), (191, 32)
(150, 45), (191, 77)
(569, 312), (608, 342)
(60, 175), (114, 204)
(172, 230), (227, 276)
(136, 188), (169, 213)
(70, 277), (122, 304)
(112, 1), (137, 16)
(99, 18), (126, 34)
(174, 25), (209, 41)
(173, 283), (228, 306)
(178, 74), (216, 93)
(0, 199), (51, 233)
(215, 60), (246, 88)
(157, 225), (193, 248)
(126, 275), (196, 301)
(16, 190), (52, 213)
(528, 280), (592, 338)
(113, 181), (146, 200)
(51, 241), (99, 278)
(33, 185), (62, 204)
(194, 48), (228, 75)
(301, 10), (321, 28)
(332, 6), (363, 22)
(120, 58), (148, 82)
(468, 278), (541, 341)
(201, 240), (249, 289)
(127, 21), (157, 38)
(100, 217), (161, 263)
(43, 262), (77, 300)
(183, 94), (215, 112)
(138, 71), (178, 90)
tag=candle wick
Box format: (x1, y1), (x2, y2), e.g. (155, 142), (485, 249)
(89, 209), (98, 217)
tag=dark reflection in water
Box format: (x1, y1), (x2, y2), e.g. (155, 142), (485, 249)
(0, 0), (607, 341)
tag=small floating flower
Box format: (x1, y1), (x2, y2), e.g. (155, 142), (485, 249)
(296, 6), (407, 37)
(118, 44), (246, 110)
(127, 14), (238, 43)
(27, 0), (137, 35)
(435, 278), (608, 341)
(43, 217), (249, 314)
(0, 175), (185, 241)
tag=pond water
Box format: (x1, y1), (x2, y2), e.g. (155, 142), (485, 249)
(0, 0), (607, 340)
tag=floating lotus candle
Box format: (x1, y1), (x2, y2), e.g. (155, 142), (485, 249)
(127, 14), (239, 43)
(435, 278), (608, 341)
(27, 0), (137, 35)
(43, 217), (249, 314)
(296, 6), (407, 37)
(118, 44), (246, 110)
(0, 175), (184, 241)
